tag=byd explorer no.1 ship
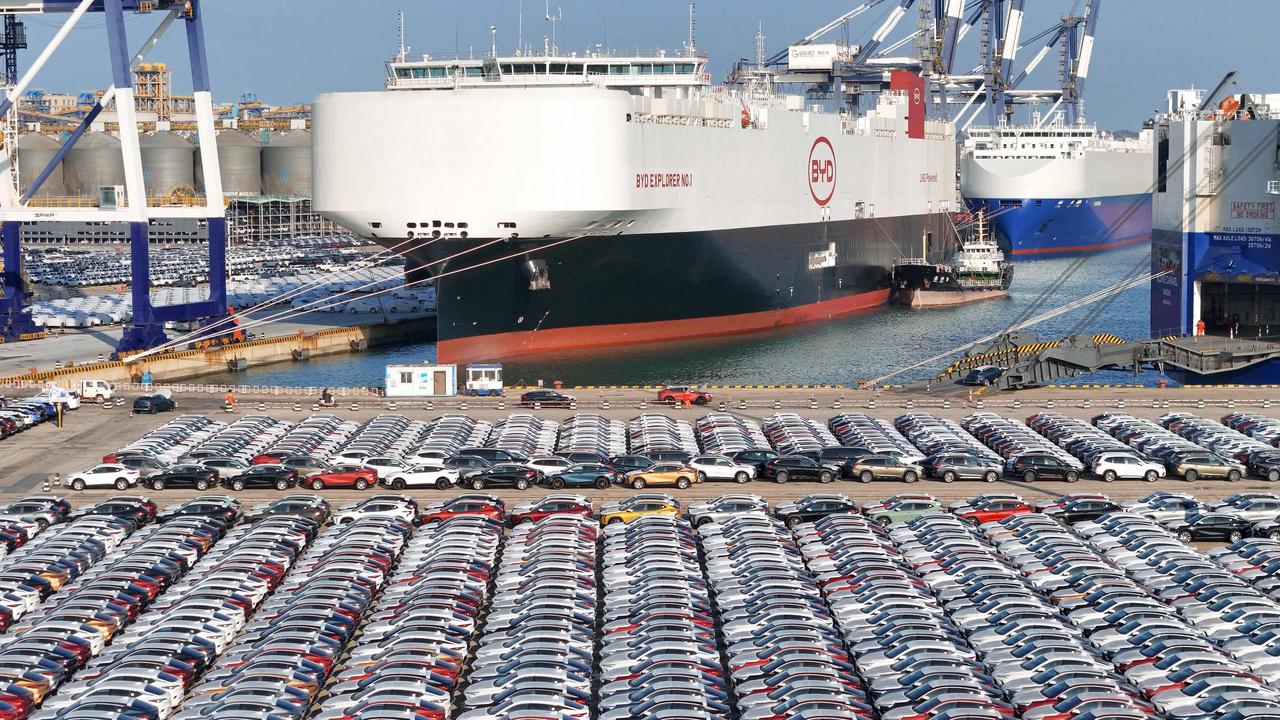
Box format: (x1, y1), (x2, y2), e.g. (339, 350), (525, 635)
(313, 25), (959, 363)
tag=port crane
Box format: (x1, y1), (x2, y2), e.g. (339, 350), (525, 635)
(0, 0), (231, 356)
(749, 0), (1100, 128)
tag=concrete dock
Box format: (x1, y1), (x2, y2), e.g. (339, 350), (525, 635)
(4, 384), (1279, 508)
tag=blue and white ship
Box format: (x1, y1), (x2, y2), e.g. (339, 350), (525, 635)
(961, 118), (1153, 259)
(1151, 86), (1280, 383)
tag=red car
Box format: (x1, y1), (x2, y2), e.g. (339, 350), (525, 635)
(658, 386), (713, 405)
(956, 500), (1033, 524)
(510, 497), (593, 525)
(251, 452), (291, 465)
(420, 497), (505, 524)
(304, 465), (376, 490)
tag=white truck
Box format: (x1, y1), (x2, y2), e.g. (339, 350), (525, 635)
(79, 380), (116, 404)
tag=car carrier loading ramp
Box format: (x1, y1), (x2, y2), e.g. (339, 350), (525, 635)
(915, 332), (1280, 392)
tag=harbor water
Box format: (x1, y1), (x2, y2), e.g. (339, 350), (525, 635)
(203, 243), (1159, 388)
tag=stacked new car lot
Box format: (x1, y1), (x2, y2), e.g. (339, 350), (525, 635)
(599, 515), (728, 719)
(460, 513), (595, 719)
(700, 512), (870, 720)
(1095, 413), (1248, 482)
(1160, 412), (1280, 481)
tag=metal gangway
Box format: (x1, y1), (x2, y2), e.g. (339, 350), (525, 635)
(923, 332), (1280, 391)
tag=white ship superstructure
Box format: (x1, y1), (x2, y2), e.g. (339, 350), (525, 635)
(312, 45), (959, 362)
(960, 117), (1154, 257)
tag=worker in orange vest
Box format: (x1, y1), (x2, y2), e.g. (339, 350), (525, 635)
(1196, 319), (1206, 337)
(224, 391), (235, 409)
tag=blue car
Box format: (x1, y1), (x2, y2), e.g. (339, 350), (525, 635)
(132, 394), (176, 414)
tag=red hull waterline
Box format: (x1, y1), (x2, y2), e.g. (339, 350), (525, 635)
(438, 288), (892, 363)
(1008, 233), (1152, 256)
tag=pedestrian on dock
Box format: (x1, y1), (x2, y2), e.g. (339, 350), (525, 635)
(224, 391), (235, 409)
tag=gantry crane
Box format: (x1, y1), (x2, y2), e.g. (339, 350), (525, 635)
(0, 0), (231, 355)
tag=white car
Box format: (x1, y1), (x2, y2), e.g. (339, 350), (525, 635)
(359, 456), (411, 479)
(1224, 498), (1280, 523)
(333, 499), (417, 525)
(688, 455), (756, 483)
(526, 456), (574, 476)
(1091, 453), (1165, 482)
(67, 464), (141, 491)
(383, 464), (460, 491)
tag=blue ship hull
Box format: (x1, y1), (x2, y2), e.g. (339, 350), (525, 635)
(965, 193), (1153, 259)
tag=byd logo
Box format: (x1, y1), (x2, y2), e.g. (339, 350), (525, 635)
(808, 136), (837, 207)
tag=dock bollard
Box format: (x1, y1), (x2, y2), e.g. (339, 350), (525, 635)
(1116, 400), (1125, 409)
(808, 396), (817, 409)
(1082, 399), (1091, 408)
(717, 401), (726, 412)
(532, 402), (539, 411)
(942, 399), (951, 409)
(1265, 399), (1273, 409)
(975, 399), (984, 408)
(569, 401), (577, 410)
(600, 401), (610, 410)
(867, 399), (876, 410)
(1151, 399), (1160, 408)
(388, 402), (398, 412)
(639, 400), (647, 410)
(497, 400), (506, 410)
(772, 399), (782, 410)
(311, 404), (319, 411)
(426, 401), (435, 411)
(1045, 400), (1055, 408)
(1227, 399), (1235, 409)
(350, 403), (359, 411)
(738, 399), (747, 410)
(1196, 399), (1205, 409)
(459, 402), (468, 412)
(258, 402), (266, 412)
(832, 399), (842, 409)
(51, 473), (60, 487)
(1011, 399), (1021, 409)
(294, 404), (302, 412)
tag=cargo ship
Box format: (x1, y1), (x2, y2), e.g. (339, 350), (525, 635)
(1151, 86), (1280, 384)
(960, 118), (1153, 258)
(313, 36), (958, 363)
(893, 212), (1013, 308)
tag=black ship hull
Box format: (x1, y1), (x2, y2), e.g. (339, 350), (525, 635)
(399, 214), (956, 362)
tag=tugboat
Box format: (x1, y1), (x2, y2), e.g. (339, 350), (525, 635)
(893, 211), (1014, 308)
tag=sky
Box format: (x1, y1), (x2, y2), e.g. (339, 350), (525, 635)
(13, 0), (1280, 130)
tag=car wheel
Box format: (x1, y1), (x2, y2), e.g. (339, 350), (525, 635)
(594, 478), (609, 490)
(471, 479), (485, 490)
(734, 471), (749, 484)
(70, 479), (84, 491)
(632, 478), (646, 489)
(694, 396), (708, 405)
(785, 515), (802, 528)
(775, 472), (788, 485)
(942, 470), (957, 484)
(1065, 470), (1080, 483)
(355, 479), (369, 490)
(904, 471), (918, 484)
(983, 471), (999, 483)
(275, 479), (288, 491)
(1144, 470), (1159, 482)
(859, 471), (874, 484)
(113, 478), (128, 490)
(1269, 530), (1280, 541)
(1102, 470), (1117, 483)
(1177, 530), (1192, 542)
(311, 479), (325, 490)
(232, 480), (245, 491)
(676, 477), (690, 489)
(696, 472), (707, 483)
(392, 479), (406, 490)
(196, 479), (210, 491)
(878, 516), (892, 527)
(435, 478), (451, 491)
(549, 478), (566, 490)
(151, 479), (166, 491)
(1022, 469), (1037, 483)
(1229, 530), (1244, 542)
(606, 517), (624, 525)
(1184, 469), (1198, 483)
(1269, 469), (1280, 483)
(820, 471), (834, 484)
(515, 479), (530, 491)
(1228, 469), (1242, 483)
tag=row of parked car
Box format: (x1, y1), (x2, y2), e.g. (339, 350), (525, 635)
(7, 483), (1280, 718)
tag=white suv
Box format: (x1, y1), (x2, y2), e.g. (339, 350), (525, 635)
(689, 455), (756, 483)
(1092, 453), (1165, 482)
(67, 464), (141, 491)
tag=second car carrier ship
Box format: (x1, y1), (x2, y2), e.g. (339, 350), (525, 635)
(313, 30), (959, 363)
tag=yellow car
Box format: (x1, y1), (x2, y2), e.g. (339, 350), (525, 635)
(623, 463), (700, 489)
(599, 500), (681, 525)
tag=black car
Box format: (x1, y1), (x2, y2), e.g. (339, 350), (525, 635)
(247, 499), (331, 525)
(77, 499), (156, 529)
(1245, 451), (1280, 483)
(147, 464), (219, 491)
(158, 498), (243, 525)
(774, 496), (859, 527)
(224, 465), (299, 492)
(762, 455), (839, 484)
(1046, 499), (1123, 524)
(445, 455), (492, 473)
(1010, 454), (1081, 483)
(729, 449), (780, 475)
(647, 450), (693, 464)
(132, 394), (176, 414)
(607, 455), (655, 473)
(958, 365), (1006, 386)
(455, 448), (527, 463)
(1165, 513), (1255, 543)
(465, 464), (539, 491)
(518, 390), (574, 408)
